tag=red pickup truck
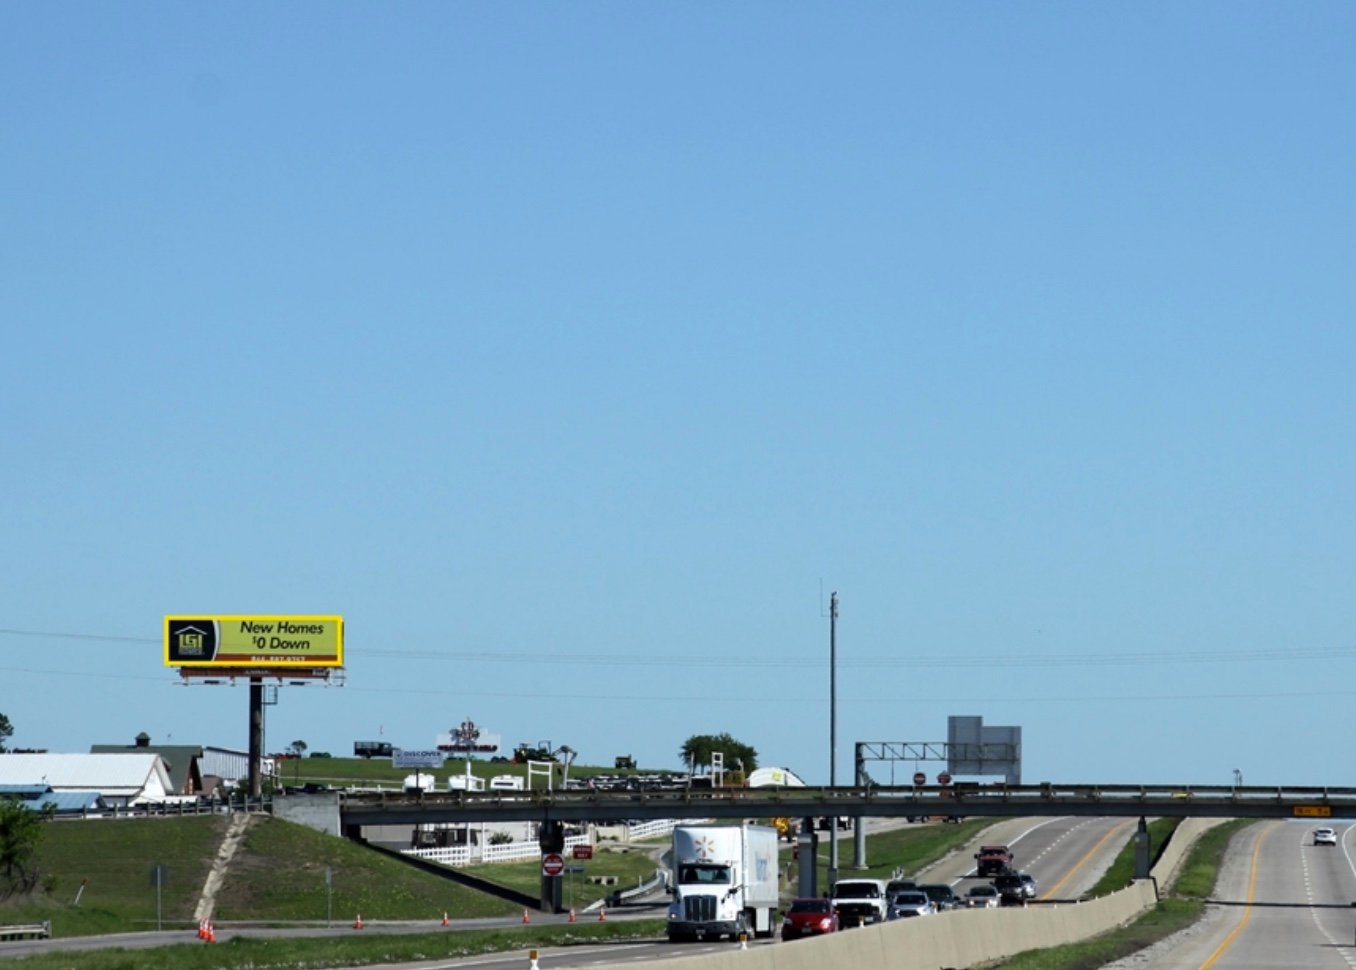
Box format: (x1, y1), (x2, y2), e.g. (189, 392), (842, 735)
(974, 844), (1014, 877)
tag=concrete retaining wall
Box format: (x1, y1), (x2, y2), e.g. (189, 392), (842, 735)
(632, 817), (1225, 970)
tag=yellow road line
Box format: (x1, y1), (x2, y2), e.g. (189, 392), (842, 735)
(1199, 822), (1274, 970)
(1041, 819), (1134, 900)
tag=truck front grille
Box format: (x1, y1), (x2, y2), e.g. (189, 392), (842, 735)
(683, 895), (717, 922)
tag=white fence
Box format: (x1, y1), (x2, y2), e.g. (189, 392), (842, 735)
(620, 818), (683, 841)
(402, 819), (687, 867)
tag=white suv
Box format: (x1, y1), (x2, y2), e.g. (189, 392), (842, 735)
(1314, 827), (1338, 846)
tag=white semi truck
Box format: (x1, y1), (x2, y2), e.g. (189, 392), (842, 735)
(666, 823), (780, 942)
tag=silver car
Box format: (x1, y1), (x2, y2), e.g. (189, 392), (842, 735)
(964, 884), (1000, 909)
(886, 890), (934, 919)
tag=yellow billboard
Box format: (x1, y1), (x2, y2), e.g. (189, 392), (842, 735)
(164, 615), (344, 669)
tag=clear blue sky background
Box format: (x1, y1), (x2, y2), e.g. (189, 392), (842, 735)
(3, 4), (1353, 787)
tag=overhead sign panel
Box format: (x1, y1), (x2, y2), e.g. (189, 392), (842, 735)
(164, 616), (344, 669)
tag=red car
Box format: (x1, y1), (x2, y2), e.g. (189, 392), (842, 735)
(781, 897), (839, 940)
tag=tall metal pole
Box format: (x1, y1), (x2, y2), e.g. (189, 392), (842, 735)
(828, 591), (839, 890)
(249, 677), (264, 798)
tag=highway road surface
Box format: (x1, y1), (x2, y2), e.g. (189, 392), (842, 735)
(1103, 820), (1356, 970)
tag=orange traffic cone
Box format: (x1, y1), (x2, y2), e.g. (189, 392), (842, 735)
(197, 919), (206, 939)
(568, 908), (576, 923)
(354, 913), (364, 930)
(598, 906), (607, 922)
(441, 911), (449, 927)
(522, 907), (531, 924)
(206, 921), (216, 943)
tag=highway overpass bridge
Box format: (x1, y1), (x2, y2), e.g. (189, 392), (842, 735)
(336, 781), (1356, 830)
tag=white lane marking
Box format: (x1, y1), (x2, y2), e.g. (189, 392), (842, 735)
(1301, 824), (1356, 969)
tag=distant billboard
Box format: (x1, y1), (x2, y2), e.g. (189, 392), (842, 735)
(164, 616), (344, 669)
(393, 749), (446, 769)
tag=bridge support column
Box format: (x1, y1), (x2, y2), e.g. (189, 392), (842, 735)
(852, 747), (868, 868)
(797, 818), (819, 899)
(1134, 816), (1150, 879)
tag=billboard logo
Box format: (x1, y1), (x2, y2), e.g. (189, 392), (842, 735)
(167, 620), (218, 662)
(176, 627), (207, 655)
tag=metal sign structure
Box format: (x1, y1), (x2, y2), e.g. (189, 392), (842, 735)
(165, 614), (345, 798)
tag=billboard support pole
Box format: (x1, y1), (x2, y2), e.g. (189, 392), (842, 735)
(249, 677), (264, 797)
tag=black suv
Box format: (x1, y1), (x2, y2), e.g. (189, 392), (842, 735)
(886, 878), (918, 897)
(992, 872), (1037, 905)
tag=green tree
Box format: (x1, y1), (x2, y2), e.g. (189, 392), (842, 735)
(289, 739), (308, 758)
(0, 712), (12, 753)
(0, 798), (48, 900)
(679, 733), (759, 775)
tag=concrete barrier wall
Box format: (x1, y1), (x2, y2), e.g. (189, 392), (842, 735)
(634, 885), (1157, 970)
(634, 817), (1224, 970)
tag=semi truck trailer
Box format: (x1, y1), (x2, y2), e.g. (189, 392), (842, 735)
(666, 823), (780, 941)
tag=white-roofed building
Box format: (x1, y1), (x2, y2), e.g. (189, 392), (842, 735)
(0, 753), (175, 808)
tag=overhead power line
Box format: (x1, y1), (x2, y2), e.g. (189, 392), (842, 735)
(1, 626), (1351, 670)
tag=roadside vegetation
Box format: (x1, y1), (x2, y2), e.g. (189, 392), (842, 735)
(0, 919), (669, 970)
(3, 752), (1251, 970)
(0, 791), (1000, 968)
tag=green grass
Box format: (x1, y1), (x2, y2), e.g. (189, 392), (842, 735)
(988, 818), (1255, 970)
(0, 815), (550, 937)
(0, 919), (671, 970)
(1, 816), (227, 935)
(284, 753), (656, 791)
(461, 840), (665, 910)
(1083, 817), (1180, 898)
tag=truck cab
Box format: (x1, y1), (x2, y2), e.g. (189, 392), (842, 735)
(974, 844), (1014, 877)
(830, 877), (888, 926)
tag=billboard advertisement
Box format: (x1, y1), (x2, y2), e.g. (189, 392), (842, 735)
(436, 718), (501, 755)
(393, 749), (447, 769)
(164, 616), (344, 669)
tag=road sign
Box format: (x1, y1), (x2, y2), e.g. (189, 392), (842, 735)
(1295, 805), (1333, 818)
(937, 772), (952, 785)
(542, 852), (565, 877)
(912, 772), (927, 786)
(572, 845), (594, 860)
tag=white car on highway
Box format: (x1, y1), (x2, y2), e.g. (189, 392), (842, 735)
(1314, 827), (1338, 846)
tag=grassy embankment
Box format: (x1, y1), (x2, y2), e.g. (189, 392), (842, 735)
(0, 787), (999, 970)
(6, 755), (1242, 970)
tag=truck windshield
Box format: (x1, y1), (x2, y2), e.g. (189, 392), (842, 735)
(679, 863), (732, 885)
(834, 884), (879, 898)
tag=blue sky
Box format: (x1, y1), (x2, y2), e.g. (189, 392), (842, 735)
(3, 4), (1353, 787)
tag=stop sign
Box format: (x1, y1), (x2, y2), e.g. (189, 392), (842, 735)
(912, 772), (927, 786)
(937, 772), (952, 785)
(542, 852), (565, 877)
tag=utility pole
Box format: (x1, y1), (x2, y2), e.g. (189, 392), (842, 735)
(829, 591), (839, 890)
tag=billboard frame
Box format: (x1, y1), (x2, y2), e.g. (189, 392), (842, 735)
(164, 615), (344, 673)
